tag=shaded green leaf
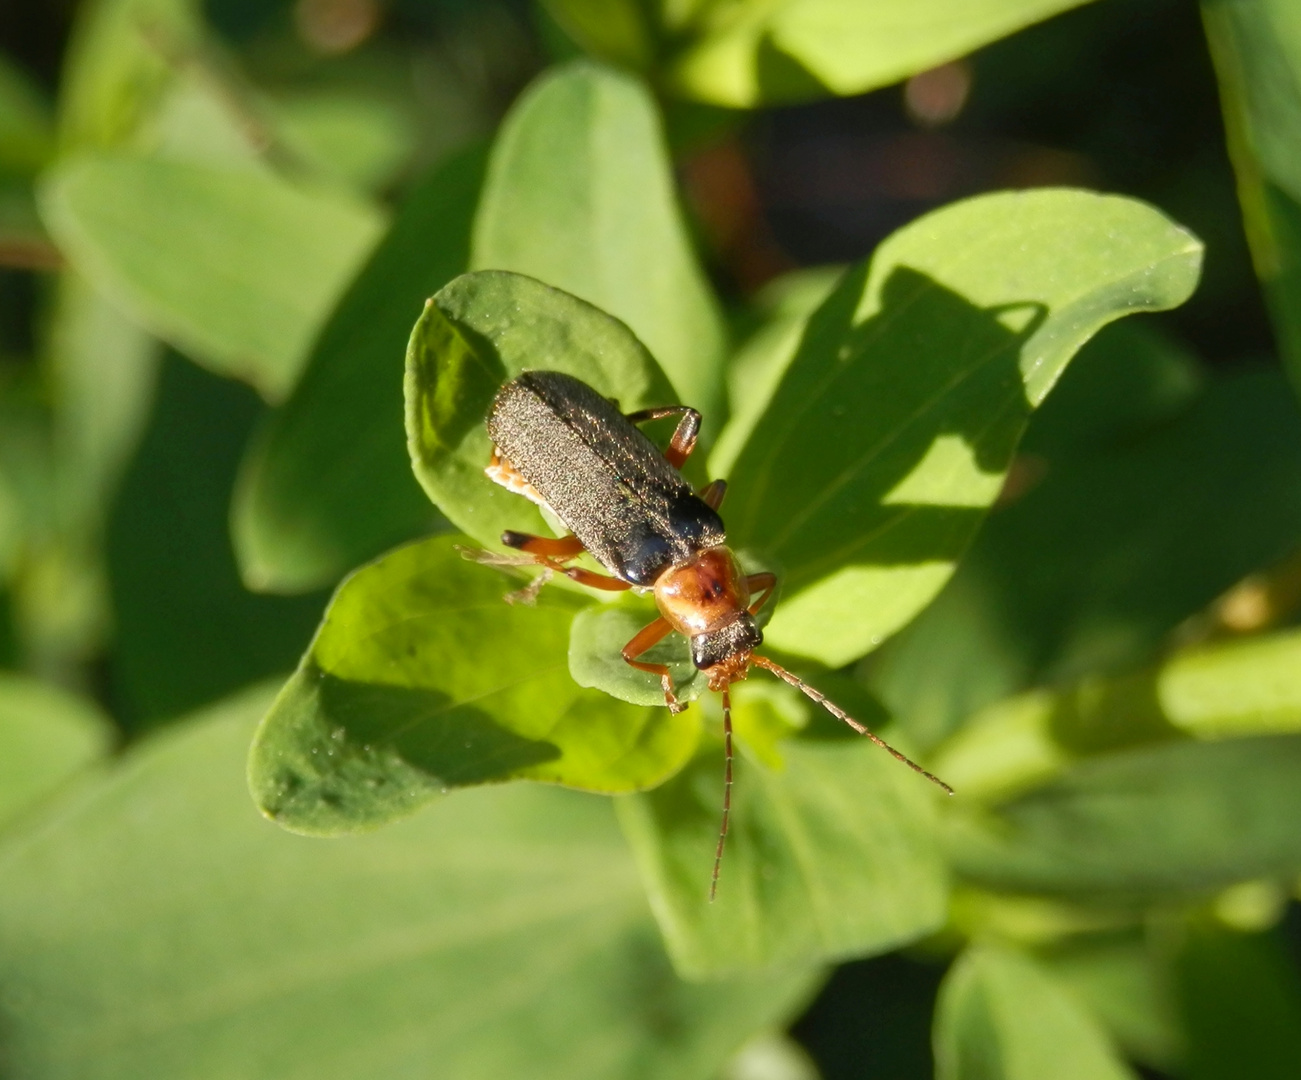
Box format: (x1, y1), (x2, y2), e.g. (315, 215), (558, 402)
(472, 61), (727, 426)
(0, 674), (111, 831)
(618, 728), (948, 978)
(948, 735), (1301, 898)
(40, 155), (385, 400)
(1204, 0), (1301, 401)
(107, 356), (325, 730)
(569, 598), (709, 707)
(723, 189), (1202, 668)
(0, 52), (54, 176)
(273, 91), (416, 193)
(1040, 934), (1185, 1073)
(934, 944), (1136, 1080)
(538, 0), (655, 68)
(712, 265), (845, 480)
(0, 684), (820, 1080)
(669, 0), (1097, 106)
(867, 357), (1301, 750)
(404, 269), (677, 548)
(233, 146), (486, 594)
(250, 535), (698, 835)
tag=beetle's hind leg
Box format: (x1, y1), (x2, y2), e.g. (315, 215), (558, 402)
(622, 617), (687, 713)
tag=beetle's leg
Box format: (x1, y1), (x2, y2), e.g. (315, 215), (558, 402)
(746, 572), (777, 616)
(498, 532), (630, 592)
(622, 617), (686, 713)
(624, 405), (701, 469)
(698, 479), (727, 510)
(501, 531), (586, 559)
(554, 563), (632, 591)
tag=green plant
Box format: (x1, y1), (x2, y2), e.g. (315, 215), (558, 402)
(3, 1), (1301, 1078)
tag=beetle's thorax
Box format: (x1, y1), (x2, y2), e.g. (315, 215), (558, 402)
(653, 546), (763, 674)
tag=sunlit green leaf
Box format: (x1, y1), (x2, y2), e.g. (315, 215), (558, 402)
(934, 944), (1137, 1080)
(1204, 0), (1301, 401)
(723, 189), (1202, 668)
(669, 0), (1097, 106)
(250, 535), (698, 835)
(233, 147), (485, 594)
(273, 91), (416, 193)
(404, 269), (677, 548)
(0, 674), (111, 832)
(472, 61), (727, 427)
(57, 0), (203, 152)
(619, 727), (948, 978)
(0, 684), (820, 1080)
(948, 734), (1301, 898)
(40, 155), (385, 400)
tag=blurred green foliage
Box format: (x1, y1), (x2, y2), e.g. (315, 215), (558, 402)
(2, 1), (1301, 1078)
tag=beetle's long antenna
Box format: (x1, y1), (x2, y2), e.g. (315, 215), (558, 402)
(752, 655), (954, 795)
(709, 685), (734, 903)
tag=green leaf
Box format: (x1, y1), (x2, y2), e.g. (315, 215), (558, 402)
(273, 91), (416, 193)
(618, 727), (948, 978)
(404, 269), (678, 548)
(867, 359), (1301, 750)
(472, 61), (727, 427)
(1040, 934), (1185, 1073)
(721, 189), (1202, 669)
(1204, 0), (1301, 401)
(538, 0), (655, 68)
(233, 146), (486, 594)
(934, 944), (1137, 1080)
(0, 684), (821, 1080)
(0, 674), (111, 832)
(569, 598), (709, 707)
(39, 155), (385, 401)
(250, 534), (698, 835)
(929, 623), (1301, 802)
(1159, 626), (1301, 739)
(56, 0), (203, 152)
(711, 265), (845, 480)
(0, 52), (54, 176)
(107, 356), (325, 729)
(948, 735), (1301, 898)
(669, 0), (1097, 106)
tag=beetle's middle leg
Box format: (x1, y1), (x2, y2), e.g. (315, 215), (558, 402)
(625, 405), (701, 469)
(622, 617), (686, 713)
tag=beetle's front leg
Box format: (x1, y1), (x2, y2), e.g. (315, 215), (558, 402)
(622, 617), (686, 713)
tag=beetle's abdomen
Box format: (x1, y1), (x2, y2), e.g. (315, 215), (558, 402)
(487, 371), (725, 585)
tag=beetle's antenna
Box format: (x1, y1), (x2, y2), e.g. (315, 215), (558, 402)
(751, 655), (954, 795)
(709, 685), (734, 903)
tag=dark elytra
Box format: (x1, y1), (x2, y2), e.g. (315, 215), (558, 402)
(487, 370), (726, 586)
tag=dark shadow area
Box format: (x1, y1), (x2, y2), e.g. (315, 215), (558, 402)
(744, 0), (1271, 364)
(728, 262), (1043, 589)
(318, 670), (560, 785)
(106, 355), (326, 732)
(791, 951), (943, 1080)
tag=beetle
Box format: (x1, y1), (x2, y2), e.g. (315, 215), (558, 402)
(470, 369), (952, 899)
